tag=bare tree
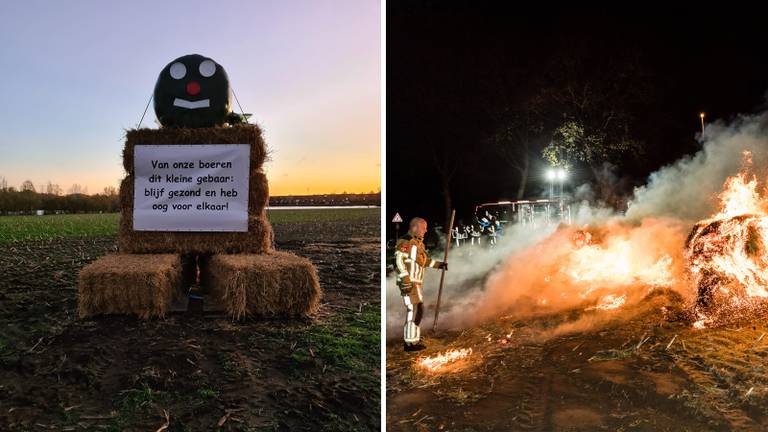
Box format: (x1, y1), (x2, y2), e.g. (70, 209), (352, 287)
(103, 186), (117, 196)
(68, 184), (84, 195)
(21, 180), (35, 192)
(537, 40), (651, 172)
(431, 145), (460, 231)
(46, 182), (62, 196)
(491, 104), (546, 199)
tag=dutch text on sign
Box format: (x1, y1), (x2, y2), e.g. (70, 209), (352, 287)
(133, 144), (251, 232)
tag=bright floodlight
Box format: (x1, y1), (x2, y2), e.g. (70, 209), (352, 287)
(556, 168), (567, 181)
(546, 169), (555, 180)
(700, 112), (705, 118)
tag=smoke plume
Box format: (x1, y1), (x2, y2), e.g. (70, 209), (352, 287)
(387, 111), (768, 339)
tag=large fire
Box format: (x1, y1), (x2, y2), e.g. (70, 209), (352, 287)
(565, 233), (674, 292)
(465, 152), (768, 335)
(541, 223), (676, 309)
(685, 160), (768, 327)
(547, 153), (768, 328)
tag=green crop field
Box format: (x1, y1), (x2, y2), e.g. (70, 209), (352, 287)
(0, 208), (379, 243)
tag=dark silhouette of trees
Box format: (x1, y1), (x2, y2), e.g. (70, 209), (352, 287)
(0, 188), (120, 214)
(21, 180), (35, 192)
(491, 102), (546, 199)
(487, 35), (655, 206)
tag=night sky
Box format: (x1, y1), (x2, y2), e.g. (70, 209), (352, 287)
(386, 9), (768, 237)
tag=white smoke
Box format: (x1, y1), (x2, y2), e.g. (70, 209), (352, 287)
(387, 111), (768, 339)
(626, 113), (768, 222)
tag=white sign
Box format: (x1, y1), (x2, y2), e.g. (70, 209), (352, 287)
(133, 144), (250, 232)
(392, 212), (402, 223)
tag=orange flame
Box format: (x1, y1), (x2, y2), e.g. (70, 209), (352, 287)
(566, 241), (673, 290)
(686, 151), (768, 327)
(545, 228), (674, 310)
(586, 294), (627, 311)
(715, 172), (763, 219)
(417, 348), (473, 372)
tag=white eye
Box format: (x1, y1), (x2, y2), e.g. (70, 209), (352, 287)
(199, 60), (216, 77)
(169, 62), (186, 79)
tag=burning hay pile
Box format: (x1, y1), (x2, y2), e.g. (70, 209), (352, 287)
(685, 170), (768, 327)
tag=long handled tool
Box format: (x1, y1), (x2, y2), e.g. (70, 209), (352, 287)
(433, 209), (455, 332)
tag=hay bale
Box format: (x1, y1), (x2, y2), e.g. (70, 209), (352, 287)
(117, 173), (273, 254)
(118, 211), (273, 254)
(118, 171), (269, 218)
(78, 254), (184, 319)
(201, 251), (321, 319)
(123, 125), (268, 174)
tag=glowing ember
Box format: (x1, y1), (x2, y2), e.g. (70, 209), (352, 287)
(417, 348), (473, 372)
(685, 152), (768, 326)
(586, 294), (627, 311)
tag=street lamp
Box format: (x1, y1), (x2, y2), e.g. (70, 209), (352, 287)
(555, 168), (567, 197)
(546, 169), (555, 199)
(700, 112), (705, 135)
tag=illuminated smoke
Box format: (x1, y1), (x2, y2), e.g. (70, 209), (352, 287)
(387, 111), (768, 337)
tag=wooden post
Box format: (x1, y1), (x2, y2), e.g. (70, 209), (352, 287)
(432, 209), (455, 332)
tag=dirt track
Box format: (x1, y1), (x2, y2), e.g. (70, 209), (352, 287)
(0, 218), (380, 431)
(388, 289), (768, 431)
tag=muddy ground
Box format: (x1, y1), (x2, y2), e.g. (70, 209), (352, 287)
(0, 218), (380, 431)
(388, 289), (768, 431)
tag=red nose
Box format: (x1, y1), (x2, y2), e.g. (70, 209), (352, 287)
(186, 81), (200, 96)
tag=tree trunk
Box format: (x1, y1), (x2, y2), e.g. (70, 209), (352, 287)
(441, 179), (452, 234)
(515, 153), (530, 200)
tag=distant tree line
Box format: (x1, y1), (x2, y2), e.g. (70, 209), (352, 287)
(269, 192), (381, 207)
(0, 180), (120, 214)
(0, 177), (380, 214)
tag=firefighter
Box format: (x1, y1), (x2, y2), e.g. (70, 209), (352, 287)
(394, 217), (448, 351)
(452, 226), (461, 248)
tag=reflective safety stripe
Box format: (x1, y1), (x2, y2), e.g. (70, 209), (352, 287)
(404, 295), (414, 320)
(403, 295), (420, 343)
(394, 250), (409, 277)
(415, 284), (424, 303)
(409, 245), (417, 279)
(404, 322), (419, 343)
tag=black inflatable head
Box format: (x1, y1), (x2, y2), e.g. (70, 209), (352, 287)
(153, 54), (231, 128)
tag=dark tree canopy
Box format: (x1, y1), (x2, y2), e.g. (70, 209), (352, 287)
(387, 10), (768, 234)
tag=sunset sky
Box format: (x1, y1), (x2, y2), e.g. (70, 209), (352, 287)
(0, 0), (380, 196)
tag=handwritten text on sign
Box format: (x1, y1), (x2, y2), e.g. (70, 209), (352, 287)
(133, 144), (251, 231)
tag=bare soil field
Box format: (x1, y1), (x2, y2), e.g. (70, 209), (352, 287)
(0, 215), (380, 431)
(388, 289), (768, 431)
